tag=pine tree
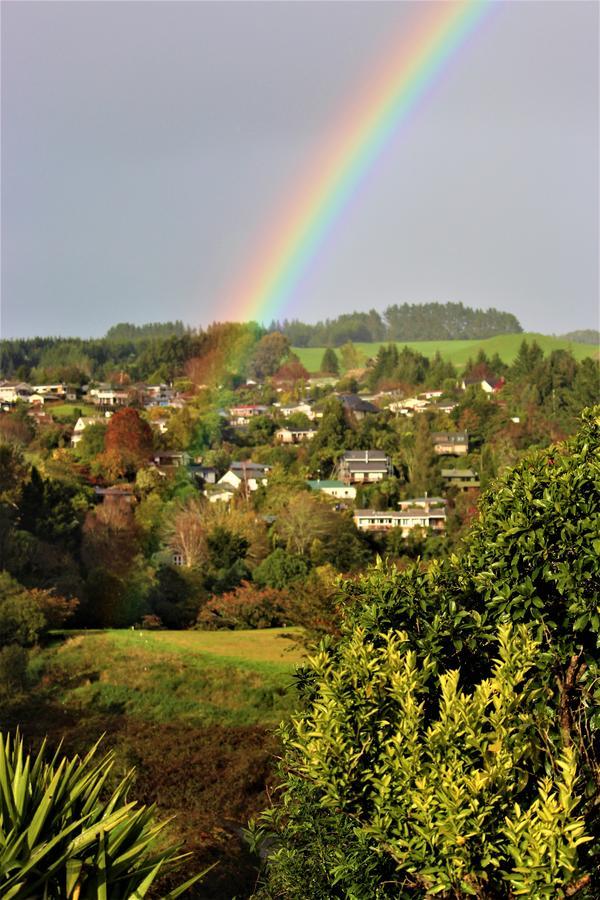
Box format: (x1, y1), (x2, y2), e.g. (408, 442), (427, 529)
(320, 347), (339, 375)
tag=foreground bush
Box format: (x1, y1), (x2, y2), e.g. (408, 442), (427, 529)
(0, 732), (207, 898)
(251, 410), (600, 898)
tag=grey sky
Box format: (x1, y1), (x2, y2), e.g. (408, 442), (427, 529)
(1, 0), (598, 339)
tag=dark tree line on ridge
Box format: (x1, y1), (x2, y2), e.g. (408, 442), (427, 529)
(268, 302), (522, 346)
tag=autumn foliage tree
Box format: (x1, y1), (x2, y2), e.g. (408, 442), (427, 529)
(102, 407), (154, 476)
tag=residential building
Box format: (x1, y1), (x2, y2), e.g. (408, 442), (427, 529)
(152, 451), (190, 470)
(71, 416), (106, 447)
(353, 503), (446, 536)
(275, 427), (317, 444)
(91, 388), (130, 408)
(307, 480), (357, 500)
(338, 450), (392, 484)
(0, 382), (33, 404)
(432, 431), (469, 456)
(228, 404), (269, 426)
(441, 468), (480, 491)
(218, 461), (270, 493)
(339, 393), (380, 420)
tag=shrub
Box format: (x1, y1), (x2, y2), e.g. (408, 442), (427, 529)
(0, 731), (208, 898)
(251, 409), (600, 897)
(197, 581), (291, 630)
(0, 645), (28, 694)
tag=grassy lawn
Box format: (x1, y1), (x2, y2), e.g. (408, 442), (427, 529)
(49, 402), (98, 421)
(42, 627), (305, 727)
(294, 332), (597, 373)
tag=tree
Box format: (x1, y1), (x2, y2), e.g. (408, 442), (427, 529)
(75, 421), (107, 461)
(254, 548), (309, 589)
(340, 341), (361, 371)
(319, 348), (339, 376)
(408, 416), (441, 496)
(163, 498), (207, 568)
(104, 407), (154, 473)
(248, 332), (290, 380)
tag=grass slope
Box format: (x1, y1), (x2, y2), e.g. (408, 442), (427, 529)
(3, 628), (305, 898)
(294, 332), (598, 373)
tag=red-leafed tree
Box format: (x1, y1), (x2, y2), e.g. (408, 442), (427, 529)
(103, 408), (154, 475)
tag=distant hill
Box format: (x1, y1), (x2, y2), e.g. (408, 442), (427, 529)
(293, 333), (598, 373)
(269, 302), (522, 346)
(558, 329), (599, 346)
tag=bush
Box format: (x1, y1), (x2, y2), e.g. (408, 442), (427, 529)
(0, 644), (28, 694)
(0, 731), (208, 898)
(251, 409), (600, 898)
(197, 582), (291, 630)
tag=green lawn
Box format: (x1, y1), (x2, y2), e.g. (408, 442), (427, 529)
(294, 332), (598, 374)
(39, 627), (305, 727)
(49, 402), (98, 421)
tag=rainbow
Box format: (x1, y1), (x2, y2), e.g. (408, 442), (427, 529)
(222, 0), (491, 325)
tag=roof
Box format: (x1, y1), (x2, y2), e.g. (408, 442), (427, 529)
(441, 468), (479, 478)
(344, 462), (390, 473)
(342, 449), (388, 461)
(231, 461), (268, 473)
(307, 480), (349, 490)
(340, 394), (379, 413)
(399, 496), (447, 506)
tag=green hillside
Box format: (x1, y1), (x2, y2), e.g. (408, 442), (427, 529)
(294, 333), (598, 373)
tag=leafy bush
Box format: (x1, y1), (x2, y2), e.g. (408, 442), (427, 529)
(197, 582), (291, 630)
(251, 409), (600, 898)
(0, 732), (208, 898)
(0, 645), (28, 694)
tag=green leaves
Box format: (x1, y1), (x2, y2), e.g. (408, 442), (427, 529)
(0, 732), (207, 899)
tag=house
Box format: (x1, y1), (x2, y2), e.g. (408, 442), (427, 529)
(279, 402), (319, 420)
(0, 382), (33, 404)
(32, 383), (67, 397)
(275, 427), (317, 444)
(338, 450), (392, 484)
(188, 464), (218, 485)
(461, 375), (505, 393)
(307, 480), (357, 500)
(71, 416), (106, 447)
(151, 451), (190, 469)
(432, 431), (469, 456)
(398, 496), (447, 512)
(441, 468), (480, 491)
(388, 397), (429, 416)
(228, 404), (269, 426)
(353, 503), (446, 536)
(93, 485), (136, 507)
(205, 483), (237, 504)
(144, 384), (175, 407)
(218, 461), (270, 493)
(91, 388), (131, 407)
(339, 394), (380, 420)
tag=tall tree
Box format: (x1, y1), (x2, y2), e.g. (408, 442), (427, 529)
(319, 348), (339, 375)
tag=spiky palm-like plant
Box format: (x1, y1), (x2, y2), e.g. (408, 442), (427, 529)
(0, 731), (209, 899)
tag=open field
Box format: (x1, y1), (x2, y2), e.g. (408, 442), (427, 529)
(2, 628), (306, 898)
(293, 332), (598, 373)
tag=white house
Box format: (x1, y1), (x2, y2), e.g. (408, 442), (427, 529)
(307, 480), (357, 500)
(338, 450), (392, 484)
(276, 427), (317, 444)
(353, 504), (446, 537)
(71, 416), (106, 447)
(218, 461), (270, 493)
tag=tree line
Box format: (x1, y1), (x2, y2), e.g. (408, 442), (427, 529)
(269, 302), (522, 346)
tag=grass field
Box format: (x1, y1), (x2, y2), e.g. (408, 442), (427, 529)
(3, 628), (306, 898)
(293, 332), (598, 373)
(48, 402), (98, 420)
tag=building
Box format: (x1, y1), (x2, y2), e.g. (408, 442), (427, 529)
(339, 394), (380, 420)
(275, 427), (317, 444)
(338, 450), (392, 484)
(71, 416), (106, 447)
(307, 480), (357, 500)
(353, 503), (446, 536)
(151, 451), (190, 470)
(432, 431), (469, 456)
(0, 382), (33, 405)
(279, 402), (318, 420)
(441, 468), (480, 491)
(228, 404), (269, 426)
(91, 388), (131, 408)
(461, 375), (505, 393)
(218, 461), (270, 493)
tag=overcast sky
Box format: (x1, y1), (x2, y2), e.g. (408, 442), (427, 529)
(1, 1), (598, 339)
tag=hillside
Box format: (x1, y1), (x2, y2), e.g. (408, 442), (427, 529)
(293, 332), (598, 373)
(3, 628), (305, 899)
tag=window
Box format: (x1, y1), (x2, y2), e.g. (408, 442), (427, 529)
(172, 553), (184, 567)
